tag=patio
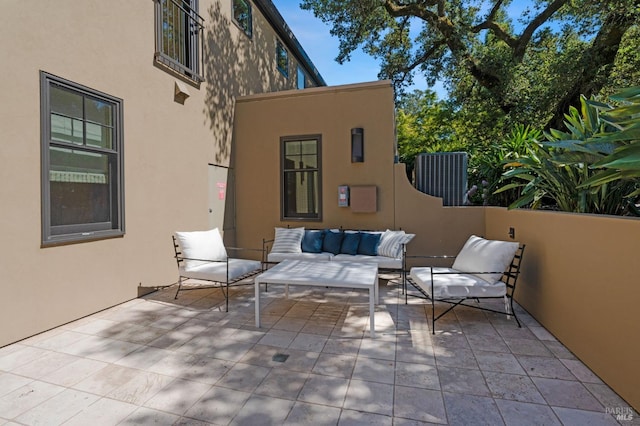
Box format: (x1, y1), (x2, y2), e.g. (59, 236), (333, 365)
(0, 278), (636, 425)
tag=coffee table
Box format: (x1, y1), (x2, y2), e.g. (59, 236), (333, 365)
(254, 260), (379, 337)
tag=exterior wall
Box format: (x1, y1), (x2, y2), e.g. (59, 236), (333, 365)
(233, 79), (485, 258)
(0, 0), (320, 347)
(485, 208), (640, 410)
(234, 81), (398, 250)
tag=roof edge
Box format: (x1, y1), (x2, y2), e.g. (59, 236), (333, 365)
(253, 0), (327, 87)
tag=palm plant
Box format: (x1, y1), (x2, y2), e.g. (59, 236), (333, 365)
(496, 92), (640, 215)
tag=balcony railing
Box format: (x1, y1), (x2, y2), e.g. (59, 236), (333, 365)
(155, 0), (204, 83)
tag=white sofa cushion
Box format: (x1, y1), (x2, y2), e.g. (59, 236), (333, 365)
(271, 227), (305, 253)
(410, 267), (507, 298)
(180, 258), (261, 282)
(175, 228), (227, 271)
(378, 230), (415, 258)
(452, 235), (519, 284)
(268, 252), (333, 263)
(333, 254), (402, 270)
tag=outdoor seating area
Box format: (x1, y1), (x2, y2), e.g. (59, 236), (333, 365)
(0, 278), (635, 425)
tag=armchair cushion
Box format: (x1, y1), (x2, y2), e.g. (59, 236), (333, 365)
(452, 235), (519, 284)
(409, 267), (507, 298)
(271, 227), (305, 253)
(180, 258), (262, 282)
(175, 228), (227, 270)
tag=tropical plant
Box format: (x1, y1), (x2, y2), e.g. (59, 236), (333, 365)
(579, 86), (640, 202)
(468, 124), (541, 206)
(496, 93), (640, 215)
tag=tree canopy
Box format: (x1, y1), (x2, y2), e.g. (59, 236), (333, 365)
(301, 0), (640, 130)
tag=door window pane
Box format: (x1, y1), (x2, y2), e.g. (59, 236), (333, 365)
(281, 136), (321, 220)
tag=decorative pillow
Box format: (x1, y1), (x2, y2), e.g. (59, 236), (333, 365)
(271, 227), (304, 253)
(452, 235), (519, 284)
(340, 232), (361, 255)
(322, 230), (344, 255)
(175, 228), (227, 270)
(301, 229), (325, 253)
(358, 232), (382, 256)
(378, 230), (414, 258)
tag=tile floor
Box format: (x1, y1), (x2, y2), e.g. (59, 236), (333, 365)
(0, 277), (637, 425)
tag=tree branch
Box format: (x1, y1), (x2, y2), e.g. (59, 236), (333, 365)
(513, 0), (569, 60)
(546, 10), (637, 129)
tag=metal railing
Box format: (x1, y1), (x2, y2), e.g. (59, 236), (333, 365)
(155, 0), (204, 82)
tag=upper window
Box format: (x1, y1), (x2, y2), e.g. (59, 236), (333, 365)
(232, 0), (252, 38)
(281, 136), (322, 220)
(297, 66), (307, 89)
(155, 0), (204, 83)
(40, 72), (124, 246)
(276, 40), (289, 78)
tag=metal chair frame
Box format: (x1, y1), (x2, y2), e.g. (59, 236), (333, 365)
(172, 235), (264, 312)
(405, 244), (525, 334)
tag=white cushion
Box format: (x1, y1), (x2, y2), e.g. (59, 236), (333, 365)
(452, 235), (519, 284)
(268, 252), (333, 262)
(175, 228), (227, 271)
(271, 227), (305, 253)
(180, 258), (261, 282)
(333, 254), (402, 270)
(410, 267), (507, 298)
(378, 230), (415, 258)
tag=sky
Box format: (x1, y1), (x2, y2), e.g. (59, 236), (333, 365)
(270, 0), (440, 95)
(270, 1), (539, 99)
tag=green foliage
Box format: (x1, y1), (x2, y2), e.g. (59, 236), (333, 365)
(301, 0), (640, 132)
(468, 124), (542, 206)
(495, 93), (640, 215)
(396, 90), (466, 177)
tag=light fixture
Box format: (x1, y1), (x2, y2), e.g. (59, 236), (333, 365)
(351, 128), (364, 163)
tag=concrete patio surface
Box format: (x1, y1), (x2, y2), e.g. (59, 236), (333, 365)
(0, 277), (637, 425)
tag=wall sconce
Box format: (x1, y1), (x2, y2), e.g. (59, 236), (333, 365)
(351, 128), (364, 163)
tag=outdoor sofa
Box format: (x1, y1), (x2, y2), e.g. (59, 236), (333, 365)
(263, 227), (415, 272)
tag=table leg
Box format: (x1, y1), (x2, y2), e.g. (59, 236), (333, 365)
(369, 286), (376, 338)
(374, 277), (379, 304)
(255, 281), (261, 328)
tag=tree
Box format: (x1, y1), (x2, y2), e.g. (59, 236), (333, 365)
(300, 0), (640, 130)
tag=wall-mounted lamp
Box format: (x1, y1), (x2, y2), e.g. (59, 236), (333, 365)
(351, 128), (364, 163)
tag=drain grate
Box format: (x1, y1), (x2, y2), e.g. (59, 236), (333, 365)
(272, 353), (289, 363)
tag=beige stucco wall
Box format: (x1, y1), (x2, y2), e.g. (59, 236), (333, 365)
(0, 0), (318, 347)
(234, 81), (399, 250)
(485, 208), (640, 410)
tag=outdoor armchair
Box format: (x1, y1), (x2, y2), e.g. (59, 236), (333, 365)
(172, 228), (264, 312)
(405, 235), (525, 333)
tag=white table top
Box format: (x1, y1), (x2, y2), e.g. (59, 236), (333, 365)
(255, 260), (378, 288)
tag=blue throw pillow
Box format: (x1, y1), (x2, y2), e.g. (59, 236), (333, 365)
(358, 232), (381, 256)
(322, 230), (344, 255)
(340, 232), (361, 255)
(301, 229), (325, 253)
